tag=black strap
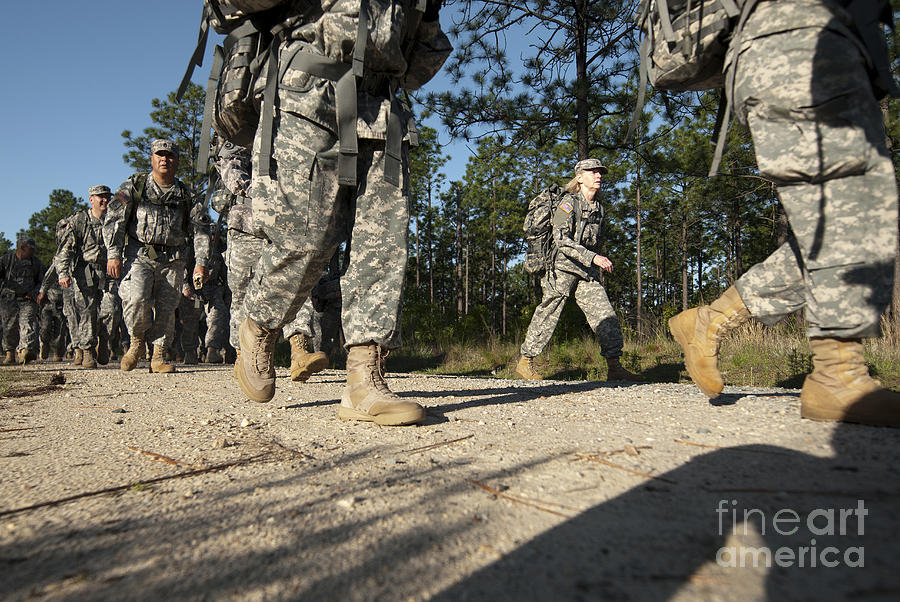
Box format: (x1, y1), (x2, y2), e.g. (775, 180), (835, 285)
(198, 45), (225, 173)
(177, 2), (211, 102)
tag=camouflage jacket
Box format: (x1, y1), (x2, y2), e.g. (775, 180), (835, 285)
(551, 190), (605, 279)
(104, 173), (211, 267)
(56, 208), (107, 280)
(0, 251), (45, 301)
(258, 0), (452, 140)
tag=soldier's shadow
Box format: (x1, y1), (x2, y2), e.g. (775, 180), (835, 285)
(434, 410), (900, 600)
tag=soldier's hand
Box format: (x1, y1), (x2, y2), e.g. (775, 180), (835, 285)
(107, 259), (123, 279)
(193, 265), (208, 287)
(58, 277), (72, 289)
(592, 254), (613, 273)
(37, 292), (46, 305)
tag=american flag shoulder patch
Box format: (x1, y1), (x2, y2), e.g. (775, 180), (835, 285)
(559, 201), (574, 214)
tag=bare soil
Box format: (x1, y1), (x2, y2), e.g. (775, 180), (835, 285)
(1, 360), (898, 601)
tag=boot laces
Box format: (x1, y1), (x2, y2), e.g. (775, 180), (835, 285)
(252, 329), (278, 374)
(373, 347), (398, 397)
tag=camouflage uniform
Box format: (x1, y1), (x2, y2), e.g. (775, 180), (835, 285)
(211, 142), (261, 351)
(728, 0), (897, 338)
(176, 267), (204, 359)
(99, 278), (124, 355)
(57, 207), (108, 350)
(38, 263), (68, 359)
(104, 173), (210, 349)
(244, 0), (452, 347)
(0, 246), (44, 356)
(521, 189), (624, 359)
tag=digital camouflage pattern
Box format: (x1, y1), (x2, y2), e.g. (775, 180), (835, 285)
(99, 278), (124, 355)
(0, 251), (44, 354)
(249, 119), (405, 348)
(57, 208), (108, 349)
(729, 0), (898, 338)
(521, 189), (625, 359)
(242, 0), (450, 349)
(106, 173), (209, 348)
(39, 265), (67, 358)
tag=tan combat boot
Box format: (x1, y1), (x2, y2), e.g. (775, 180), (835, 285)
(668, 286), (750, 397)
(81, 348), (97, 369)
(120, 338), (146, 372)
(2, 350), (14, 365)
(515, 355), (543, 380)
(289, 334), (329, 382)
(72, 348), (84, 367)
(204, 347), (224, 364)
(800, 338), (900, 427)
(236, 317), (279, 403)
(151, 345), (176, 373)
(339, 344), (425, 425)
(606, 356), (642, 382)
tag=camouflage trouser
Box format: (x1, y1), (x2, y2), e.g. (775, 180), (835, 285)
(521, 268), (623, 358)
(225, 229), (266, 350)
(62, 287), (79, 352)
(201, 282), (229, 350)
(70, 264), (105, 350)
(283, 298), (317, 340)
(119, 256), (185, 348)
(177, 293), (203, 356)
(731, 2), (898, 339)
(0, 295), (39, 353)
(99, 280), (123, 352)
(40, 292), (67, 358)
(248, 114), (406, 349)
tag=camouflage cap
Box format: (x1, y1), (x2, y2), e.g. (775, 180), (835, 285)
(17, 235), (36, 248)
(150, 138), (179, 156)
(574, 158), (609, 175)
(88, 185), (111, 196)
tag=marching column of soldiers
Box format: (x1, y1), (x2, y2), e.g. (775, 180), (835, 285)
(0, 139), (338, 377)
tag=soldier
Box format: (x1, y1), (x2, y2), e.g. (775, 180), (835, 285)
(0, 236), (44, 364)
(669, 0), (900, 426)
(198, 247), (230, 364)
(37, 261), (68, 362)
(233, 0), (451, 427)
(57, 185), (112, 368)
(176, 264), (204, 364)
(104, 139), (210, 374)
(516, 159), (641, 383)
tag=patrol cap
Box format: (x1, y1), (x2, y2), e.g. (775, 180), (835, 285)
(17, 235), (36, 249)
(88, 185), (111, 196)
(150, 138), (179, 156)
(574, 158), (608, 175)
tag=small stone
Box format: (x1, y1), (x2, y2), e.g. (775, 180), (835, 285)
(696, 427), (712, 434)
(114, 419), (124, 425)
(215, 438), (229, 449)
(336, 496), (357, 509)
(240, 418), (251, 427)
(111, 408), (126, 414)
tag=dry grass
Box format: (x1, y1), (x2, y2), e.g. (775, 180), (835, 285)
(392, 315), (900, 391)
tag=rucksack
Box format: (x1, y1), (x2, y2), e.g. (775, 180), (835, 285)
(522, 183), (565, 275)
(178, 1), (298, 168)
(627, 0), (748, 176)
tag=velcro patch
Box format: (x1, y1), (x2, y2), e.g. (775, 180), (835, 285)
(559, 201), (574, 214)
(116, 191), (129, 204)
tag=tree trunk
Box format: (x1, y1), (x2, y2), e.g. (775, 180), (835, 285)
(456, 186), (464, 316)
(574, 0), (589, 159)
(681, 208), (688, 311)
(635, 172), (642, 336)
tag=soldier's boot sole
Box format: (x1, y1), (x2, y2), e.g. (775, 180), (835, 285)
(337, 401), (425, 426)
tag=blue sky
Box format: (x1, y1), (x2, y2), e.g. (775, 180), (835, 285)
(0, 1), (469, 244)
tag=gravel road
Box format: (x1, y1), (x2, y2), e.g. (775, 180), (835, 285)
(1, 361), (898, 601)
